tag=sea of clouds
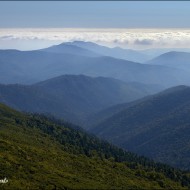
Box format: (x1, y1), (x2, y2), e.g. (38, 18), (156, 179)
(1, 28), (190, 50)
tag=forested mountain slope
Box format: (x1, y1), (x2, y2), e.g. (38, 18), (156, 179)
(1, 103), (190, 189)
(92, 85), (190, 169)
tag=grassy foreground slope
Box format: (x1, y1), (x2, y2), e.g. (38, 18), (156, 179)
(0, 103), (190, 189)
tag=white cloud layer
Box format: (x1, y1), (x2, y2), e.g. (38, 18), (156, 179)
(1, 28), (190, 50)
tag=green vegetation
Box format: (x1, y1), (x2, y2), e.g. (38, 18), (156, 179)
(0, 103), (190, 189)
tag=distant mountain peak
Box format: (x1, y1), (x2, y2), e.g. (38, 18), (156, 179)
(147, 51), (190, 72)
(148, 51), (190, 61)
(41, 42), (100, 57)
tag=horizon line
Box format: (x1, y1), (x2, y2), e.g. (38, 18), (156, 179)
(1, 28), (190, 30)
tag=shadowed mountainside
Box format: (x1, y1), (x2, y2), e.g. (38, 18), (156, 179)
(0, 75), (162, 125)
(91, 85), (190, 170)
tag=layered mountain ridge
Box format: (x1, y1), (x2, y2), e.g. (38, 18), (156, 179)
(0, 42), (190, 89)
(0, 74), (162, 125)
(91, 85), (190, 169)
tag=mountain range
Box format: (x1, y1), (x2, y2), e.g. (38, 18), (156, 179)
(91, 85), (190, 170)
(0, 75), (162, 125)
(1, 43), (190, 88)
(1, 40), (190, 181)
(1, 102), (190, 189)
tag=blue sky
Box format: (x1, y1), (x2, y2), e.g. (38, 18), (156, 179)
(0, 1), (190, 50)
(0, 1), (190, 28)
